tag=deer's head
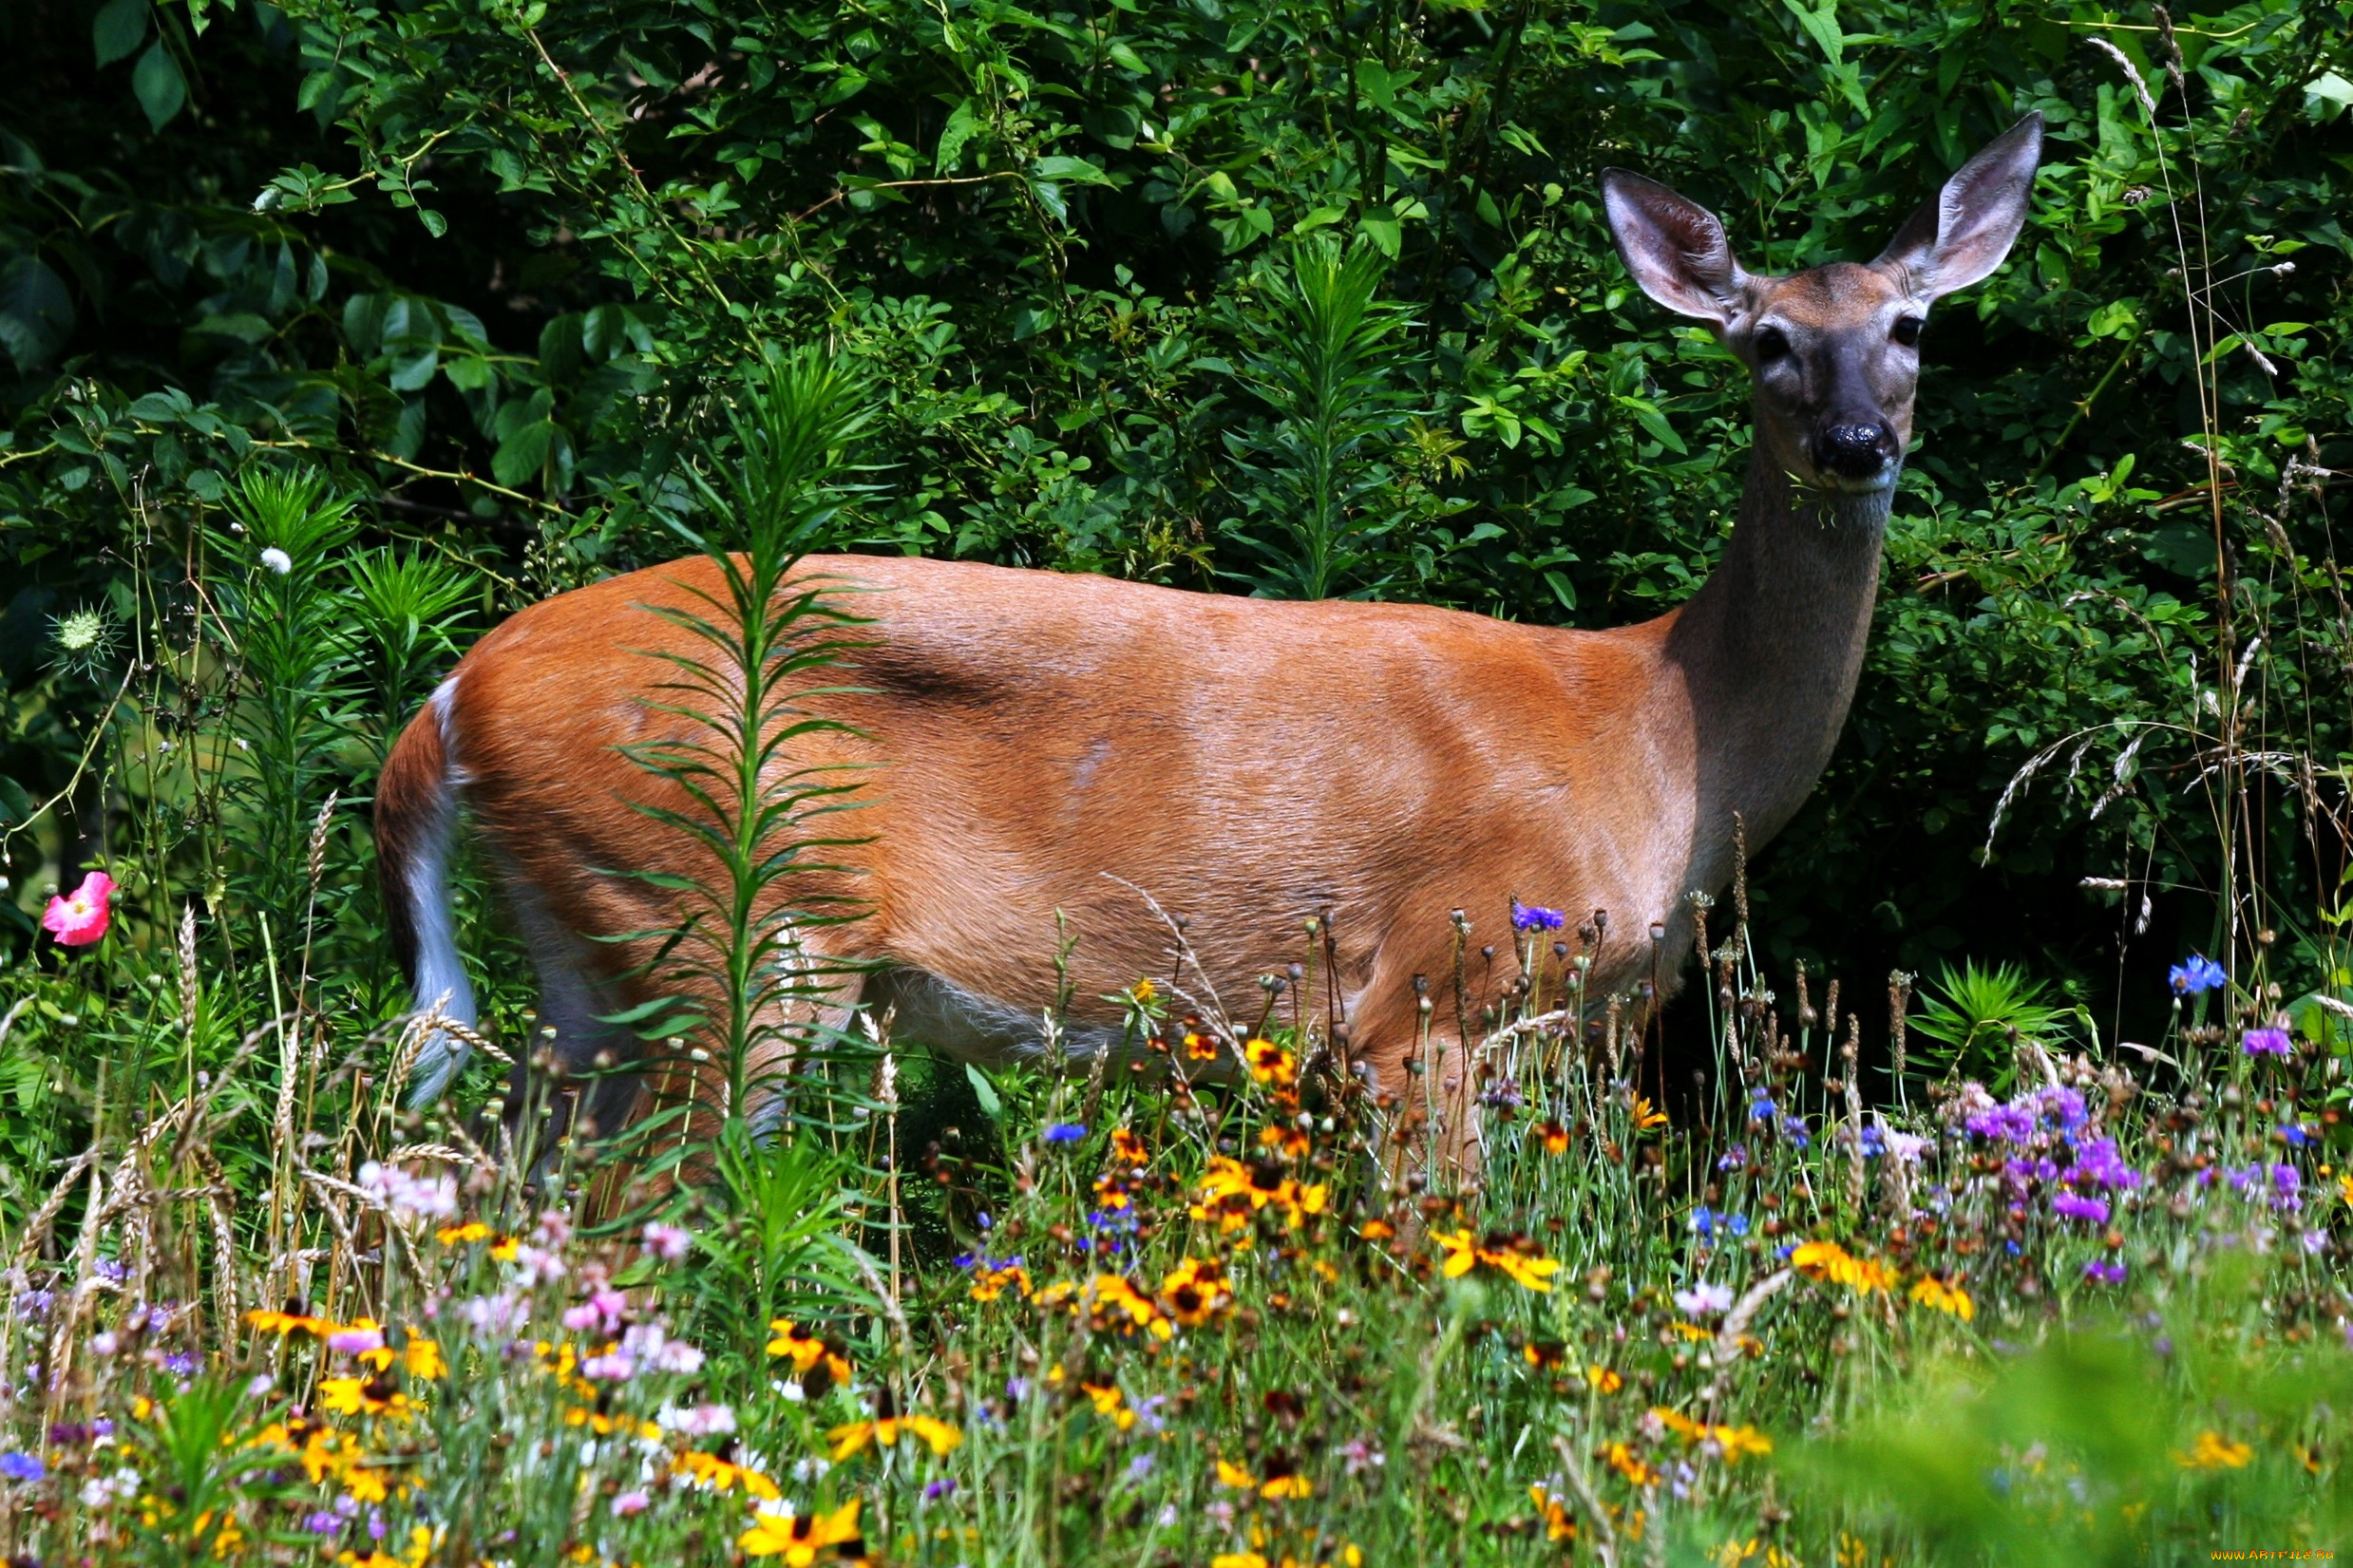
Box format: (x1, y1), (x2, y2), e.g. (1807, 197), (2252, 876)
(1602, 115), (2043, 495)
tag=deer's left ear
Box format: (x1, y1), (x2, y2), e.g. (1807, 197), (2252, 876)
(1874, 112), (2044, 299)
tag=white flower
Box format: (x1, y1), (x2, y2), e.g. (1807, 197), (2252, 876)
(1673, 1280), (1736, 1317)
(1883, 1129), (1930, 1164)
(258, 547), (293, 575)
(658, 1402), (736, 1439)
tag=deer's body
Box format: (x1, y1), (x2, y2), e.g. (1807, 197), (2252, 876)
(378, 117), (2041, 1147)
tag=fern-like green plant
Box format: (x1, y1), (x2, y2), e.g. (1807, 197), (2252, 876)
(1225, 237), (1417, 601)
(1907, 959), (2079, 1088)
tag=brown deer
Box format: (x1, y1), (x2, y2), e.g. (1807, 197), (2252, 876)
(375, 115), (2042, 1160)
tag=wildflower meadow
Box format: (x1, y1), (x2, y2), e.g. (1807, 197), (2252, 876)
(7, 1), (2353, 1566)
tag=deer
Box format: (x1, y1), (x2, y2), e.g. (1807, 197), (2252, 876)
(374, 115), (2042, 1169)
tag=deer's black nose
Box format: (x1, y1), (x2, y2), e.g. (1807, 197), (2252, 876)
(1815, 422), (1896, 479)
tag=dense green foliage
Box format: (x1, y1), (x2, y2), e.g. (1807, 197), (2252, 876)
(8, 0), (2353, 1053)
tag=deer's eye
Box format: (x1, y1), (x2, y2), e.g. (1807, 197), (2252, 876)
(1753, 326), (1791, 362)
(1891, 316), (1924, 347)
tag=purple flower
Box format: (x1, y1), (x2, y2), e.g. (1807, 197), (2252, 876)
(923, 1477), (958, 1501)
(2171, 954), (2227, 995)
(2082, 1259), (2126, 1285)
(1043, 1123), (1088, 1143)
(1511, 899), (1566, 933)
(2243, 1028), (2291, 1058)
(0, 1452), (43, 1483)
(328, 1325), (384, 1356)
(303, 1510), (343, 1537)
(2031, 1086), (2088, 1132)
(1966, 1105), (2037, 1143)
(2069, 1138), (2140, 1193)
(1717, 1143), (1749, 1171)
(2051, 1192), (2110, 1224)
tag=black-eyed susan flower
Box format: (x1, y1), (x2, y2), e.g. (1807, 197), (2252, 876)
(1110, 1127), (1148, 1166)
(1216, 1454), (1313, 1500)
(1244, 1038), (1297, 1087)
(827, 1408), (963, 1461)
(1080, 1380), (1137, 1432)
(1528, 1483), (1577, 1541)
(2175, 1430), (2253, 1469)
(1432, 1228), (1562, 1292)
(1194, 1158), (1328, 1233)
(739, 1498), (863, 1564)
(1908, 1274), (1974, 1321)
(434, 1220), (491, 1246)
(1184, 1028), (1222, 1064)
(766, 1321), (853, 1391)
(1791, 1239), (1896, 1295)
(1601, 1442), (1658, 1486)
(319, 1375), (413, 1419)
(673, 1448), (783, 1500)
(971, 1261), (1034, 1303)
(1159, 1256), (1229, 1328)
(247, 1303), (334, 1336)
(1530, 1120), (1572, 1155)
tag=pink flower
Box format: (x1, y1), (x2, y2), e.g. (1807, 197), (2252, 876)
(642, 1222), (692, 1262)
(41, 871), (113, 946)
(611, 1489), (650, 1518)
(327, 1325), (385, 1356)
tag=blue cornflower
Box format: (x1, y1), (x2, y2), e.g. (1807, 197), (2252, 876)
(1511, 899), (1566, 933)
(1747, 1089), (1775, 1124)
(1717, 1143), (1749, 1172)
(1688, 1206), (1750, 1239)
(2170, 954), (2227, 995)
(1043, 1123), (1087, 1143)
(0, 1452), (43, 1483)
(1858, 1123), (1886, 1159)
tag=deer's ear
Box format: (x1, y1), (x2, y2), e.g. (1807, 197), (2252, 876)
(1600, 170), (1747, 326)
(1875, 113), (2044, 299)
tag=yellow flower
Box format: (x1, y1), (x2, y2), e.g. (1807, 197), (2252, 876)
(765, 1321), (853, 1389)
(970, 1263), (1034, 1303)
(1908, 1275), (1975, 1322)
(1529, 1484), (1577, 1541)
(827, 1412), (963, 1462)
(1712, 1425), (1774, 1463)
(246, 1305), (333, 1336)
(1110, 1126), (1149, 1166)
(2176, 1430), (2253, 1470)
(1631, 1094), (1668, 1130)
(1531, 1120), (1571, 1155)
(1431, 1228), (1562, 1292)
(1184, 1030), (1222, 1063)
(1083, 1275), (1174, 1341)
(1792, 1239), (1895, 1295)
(318, 1375), (412, 1419)
(1159, 1256), (1229, 1328)
(1215, 1455), (1311, 1500)
(1584, 1364), (1623, 1394)
(1081, 1381), (1137, 1432)
(1212, 1556), (1270, 1568)
(1603, 1442), (1658, 1486)
(1244, 1038), (1296, 1087)
(1131, 977), (1156, 1004)
(672, 1449), (782, 1500)
(434, 1221), (491, 1246)
(740, 1499), (863, 1565)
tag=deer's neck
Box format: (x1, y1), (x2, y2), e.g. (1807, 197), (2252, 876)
(1662, 444), (1891, 894)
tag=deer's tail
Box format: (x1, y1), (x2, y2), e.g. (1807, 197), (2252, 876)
(377, 677), (478, 1105)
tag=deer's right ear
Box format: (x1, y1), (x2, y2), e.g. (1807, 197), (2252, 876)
(1600, 170), (1747, 326)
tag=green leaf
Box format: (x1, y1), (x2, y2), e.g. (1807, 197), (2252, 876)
(1033, 155), (1113, 186)
(132, 40), (186, 131)
(935, 98), (981, 173)
(0, 255), (76, 370)
(1356, 58), (1395, 112)
(963, 1062), (1003, 1120)
(93, 0), (148, 66)
(1782, 0), (1844, 66)
(1358, 205), (1402, 258)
